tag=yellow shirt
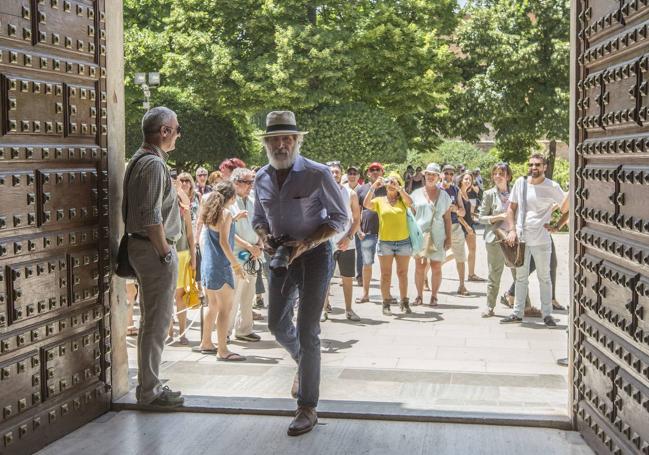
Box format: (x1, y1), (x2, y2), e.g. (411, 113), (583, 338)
(372, 197), (409, 241)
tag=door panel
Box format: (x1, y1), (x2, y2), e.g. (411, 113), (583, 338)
(575, 1), (649, 453)
(0, 1), (111, 453)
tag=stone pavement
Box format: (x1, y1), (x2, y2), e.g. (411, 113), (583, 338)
(37, 410), (593, 455)
(125, 231), (571, 417)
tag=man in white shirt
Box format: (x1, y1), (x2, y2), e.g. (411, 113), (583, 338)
(229, 167), (264, 341)
(501, 154), (568, 327)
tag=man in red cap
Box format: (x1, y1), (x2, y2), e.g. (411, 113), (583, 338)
(354, 162), (387, 302)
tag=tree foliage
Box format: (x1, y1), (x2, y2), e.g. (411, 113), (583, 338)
(451, 0), (570, 161)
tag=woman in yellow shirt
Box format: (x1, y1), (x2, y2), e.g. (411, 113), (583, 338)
(363, 172), (414, 316)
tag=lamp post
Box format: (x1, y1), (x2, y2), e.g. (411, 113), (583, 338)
(134, 72), (160, 110)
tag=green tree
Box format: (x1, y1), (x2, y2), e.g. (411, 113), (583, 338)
(451, 0), (569, 162)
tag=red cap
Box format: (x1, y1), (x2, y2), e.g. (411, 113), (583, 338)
(368, 162), (384, 171)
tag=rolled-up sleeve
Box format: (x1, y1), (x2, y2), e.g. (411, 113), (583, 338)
(138, 160), (165, 226)
(319, 170), (348, 232)
(477, 192), (493, 225)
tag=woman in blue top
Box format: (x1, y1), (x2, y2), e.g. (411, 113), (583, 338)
(410, 163), (452, 306)
(198, 181), (247, 361)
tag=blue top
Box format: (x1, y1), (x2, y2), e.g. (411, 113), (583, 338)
(443, 184), (460, 224)
(252, 155), (349, 241)
(201, 223), (236, 290)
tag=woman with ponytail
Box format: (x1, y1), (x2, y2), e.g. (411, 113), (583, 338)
(197, 181), (247, 361)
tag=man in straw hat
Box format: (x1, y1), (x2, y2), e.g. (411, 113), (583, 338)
(252, 111), (348, 436)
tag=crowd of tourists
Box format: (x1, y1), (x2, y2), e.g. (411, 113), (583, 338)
(122, 107), (569, 435)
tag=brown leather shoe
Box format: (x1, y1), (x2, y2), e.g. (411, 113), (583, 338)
(290, 373), (299, 399)
(287, 406), (317, 436)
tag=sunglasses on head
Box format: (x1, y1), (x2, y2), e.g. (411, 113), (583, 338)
(326, 160), (341, 166)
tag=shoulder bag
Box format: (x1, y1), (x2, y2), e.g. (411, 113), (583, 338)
(416, 188), (441, 257)
(115, 152), (155, 279)
(183, 263), (201, 309)
(406, 206), (424, 255)
(495, 177), (527, 268)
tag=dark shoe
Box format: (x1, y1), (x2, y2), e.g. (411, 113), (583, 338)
(356, 277), (363, 287)
(291, 373), (299, 399)
(400, 298), (412, 314)
(148, 388), (184, 408)
(544, 316), (557, 327)
(500, 293), (513, 308)
(500, 314), (523, 324)
(382, 302), (392, 316)
(467, 274), (486, 282)
(235, 333), (261, 342)
(481, 309), (494, 318)
(552, 300), (566, 311)
(557, 357), (569, 367)
(287, 407), (317, 436)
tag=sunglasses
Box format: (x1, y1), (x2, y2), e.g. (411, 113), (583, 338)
(347, 171), (359, 176)
(528, 162), (543, 167)
(236, 179), (254, 185)
(368, 168), (381, 172)
(179, 178), (191, 183)
(164, 124), (182, 135)
(444, 172), (455, 175)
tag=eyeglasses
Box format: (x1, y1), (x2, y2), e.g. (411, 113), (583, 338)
(164, 124), (182, 135)
(236, 179), (254, 185)
(197, 173), (207, 177)
(368, 168), (381, 172)
(444, 172), (455, 176)
(528, 162), (543, 167)
(179, 178), (191, 183)
(347, 171), (359, 176)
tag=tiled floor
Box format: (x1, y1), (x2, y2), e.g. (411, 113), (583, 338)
(125, 231), (571, 416)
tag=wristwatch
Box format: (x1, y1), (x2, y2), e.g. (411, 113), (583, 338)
(160, 250), (173, 264)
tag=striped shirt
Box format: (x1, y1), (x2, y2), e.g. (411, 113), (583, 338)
(122, 144), (181, 242)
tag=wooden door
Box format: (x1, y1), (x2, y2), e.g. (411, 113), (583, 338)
(0, 1), (112, 453)
(574, 0), (649, 453)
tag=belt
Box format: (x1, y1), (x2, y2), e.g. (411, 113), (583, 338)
(129, 233), (176, 246)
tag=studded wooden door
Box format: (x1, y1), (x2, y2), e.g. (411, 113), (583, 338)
(0, 1), (111, 453)
(574, 0), (649, 453)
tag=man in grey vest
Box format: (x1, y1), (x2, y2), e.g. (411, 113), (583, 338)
(122, 106), (184, 407)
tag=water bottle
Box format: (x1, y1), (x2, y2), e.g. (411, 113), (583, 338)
(238, 250), (251, 262)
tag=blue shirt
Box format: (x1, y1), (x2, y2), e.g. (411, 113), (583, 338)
(443, 184), (460, 224)
(252, 155), (348, 241)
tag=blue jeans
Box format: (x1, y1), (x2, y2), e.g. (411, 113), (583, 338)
(360, 234), (379, 265)
(267, 242), (333, 408)
(513, 242), (553, 318)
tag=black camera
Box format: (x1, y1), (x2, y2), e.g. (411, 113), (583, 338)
(267, 235), (293, 275)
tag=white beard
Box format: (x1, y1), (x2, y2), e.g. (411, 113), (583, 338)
(265, 141), (300, 170)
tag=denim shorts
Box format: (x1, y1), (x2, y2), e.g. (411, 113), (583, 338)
(378, 239), (412, 257)
(360, 234), (379, 266)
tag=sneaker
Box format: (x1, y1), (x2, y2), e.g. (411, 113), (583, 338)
(254, 297), (265, 309)
(382, 303), (392, 316)
(235, 333), (261, 342)
(346, 310), (361, 321)
(500, 314), (523, 324)
(544, 316), (557, 327)
(148, 387), (184, 408)
(320, 312), (328, 322)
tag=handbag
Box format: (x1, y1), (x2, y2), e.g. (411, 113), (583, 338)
(495, 177), (527, 268)
(183, 263), (201, 309)
(115, 152), (154, 279)
(406, 208), (424, 254)
(416, 188), (440, 258)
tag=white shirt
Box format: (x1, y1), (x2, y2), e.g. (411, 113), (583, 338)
(331, 186), (355, 250)
(510, 177), (565, 246)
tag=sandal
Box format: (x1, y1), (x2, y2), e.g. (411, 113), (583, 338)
(524, 306), (542, 318)
(217, 352), (246, 362)
(355, 296), (370, 304)
(481, 309), (495, 318)
(467, 275), (486, 282)
(126, 326), (139, 337)
(457, 287), (470, 296)
(413, 296), (423, 306)
(552, 300), (566, 311)
(429, 296), (439, 307)
(253, 311), (264, 321)
(500, 293), (513, 308)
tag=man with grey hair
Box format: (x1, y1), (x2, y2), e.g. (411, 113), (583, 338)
(253, 111), (348, 436)
(228, 167), (263, 342)
(122, 106), (184, 407)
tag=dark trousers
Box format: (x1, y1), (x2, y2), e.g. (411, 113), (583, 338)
(267, 242), (333, 408)
(354, 234), (363, 279)
(507, 239), (558, 299)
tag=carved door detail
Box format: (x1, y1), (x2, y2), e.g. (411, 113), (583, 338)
(575, 1), (649, 453)
(0, 1), (111, 453)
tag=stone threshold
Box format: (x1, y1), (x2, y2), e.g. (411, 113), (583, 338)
(112, 393), (572, 431)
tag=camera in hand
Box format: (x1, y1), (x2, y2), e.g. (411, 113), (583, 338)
(267, 235), (294, 275)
